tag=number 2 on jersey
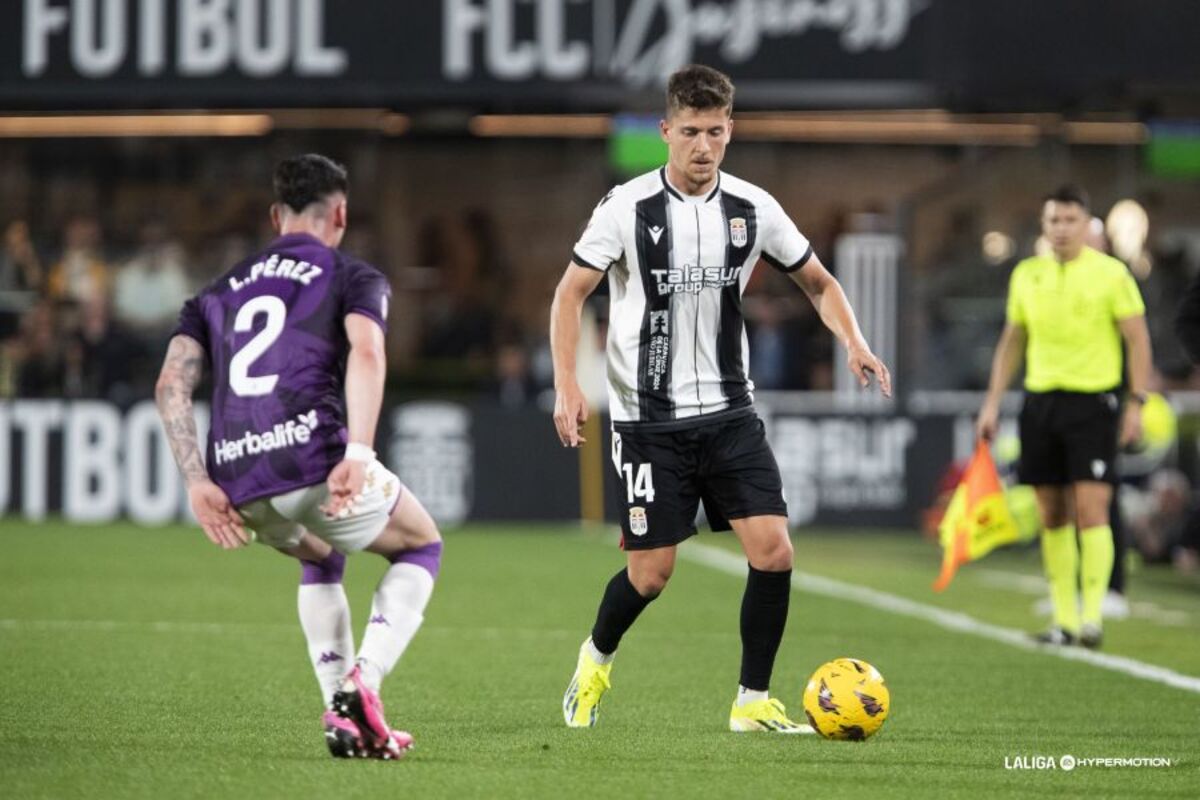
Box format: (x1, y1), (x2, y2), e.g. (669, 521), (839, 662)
(621, 463), (655, 504)
(229, 295), (286, 396)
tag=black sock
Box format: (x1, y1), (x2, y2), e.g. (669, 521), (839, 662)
(590, 569), (656, 655)
(739, 565), (792, 691)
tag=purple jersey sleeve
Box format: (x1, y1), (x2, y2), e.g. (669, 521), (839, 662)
(340, 261), (391, 332)
(173, 296), (209, 352)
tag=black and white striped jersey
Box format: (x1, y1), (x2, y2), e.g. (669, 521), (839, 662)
(572, 167), (813, 432)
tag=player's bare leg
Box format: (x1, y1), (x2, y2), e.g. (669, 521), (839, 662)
(626, 546), (676, 596)
(1033, 486), (1081, 645)
(564, 546), (674, 727)
(728, 516), (809, 733)
(1073, 480), (1114, 648)
(332, 489), (441, 755)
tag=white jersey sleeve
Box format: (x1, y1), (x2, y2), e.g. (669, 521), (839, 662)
(759, 195), (814, 273)
(571, 189), (624, 272)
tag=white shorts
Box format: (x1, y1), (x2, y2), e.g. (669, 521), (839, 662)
(238, 459), (404, 554)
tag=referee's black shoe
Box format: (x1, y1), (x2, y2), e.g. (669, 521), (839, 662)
(1031, 626), (1076, 646)
(1079, 624), (1103, 650)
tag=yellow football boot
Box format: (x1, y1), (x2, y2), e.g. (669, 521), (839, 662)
(729, 697), (815, 733)
(563, 639), (612, 728)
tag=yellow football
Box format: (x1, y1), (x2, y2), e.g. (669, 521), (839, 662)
(802, 658), (890, 740)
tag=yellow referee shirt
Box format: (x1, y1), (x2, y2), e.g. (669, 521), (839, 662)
(1005, 246), (1145, 393)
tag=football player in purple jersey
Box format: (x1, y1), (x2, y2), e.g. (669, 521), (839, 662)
(155, 154), (441, 760)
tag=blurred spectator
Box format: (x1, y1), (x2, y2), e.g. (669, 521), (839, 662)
(494, 339), (538, 408)
(46, 216), (110, 305)
(1175, 519), (1200, 574)
(1122, 469), (1199, 573)
(0, 220), (42, 293)
(0, 220), (42, 341)
(67, 294), (146, 402)
(112, 220), (191, 337)
(746, 295), (789, 389)
(463, 207), (513, 301)
(418, 212), (500, 364)
(14, 301), (68, 398)
(744, 287), (834, 390)
(1152, 239), (1196, 374)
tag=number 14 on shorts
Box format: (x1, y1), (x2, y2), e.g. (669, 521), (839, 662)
(611, 432), (655, 503)
(621, 462), (655, 503)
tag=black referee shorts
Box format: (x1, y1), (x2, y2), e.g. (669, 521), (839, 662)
(611, 413), (788, 551)
(1018, 390), (1121, 486)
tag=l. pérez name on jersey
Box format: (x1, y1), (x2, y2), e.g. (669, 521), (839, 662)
(650, 264), (741, 295)
(228, 253), (323, 292)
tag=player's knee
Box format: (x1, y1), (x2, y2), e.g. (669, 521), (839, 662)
(773, 536), (795, 570)
(298, 548), (345, 585)
(387, 540), (443, 581)
(1076, 508), (1109, 530)
(628, 562), (673, 597)
(631, 574), (668, 598)
(1041, 512), (1070, 529)
(1037, 502), (1071, 529)
(752, 535), (794, 571)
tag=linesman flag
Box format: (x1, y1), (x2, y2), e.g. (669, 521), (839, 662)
(932, 441), (1020, 592)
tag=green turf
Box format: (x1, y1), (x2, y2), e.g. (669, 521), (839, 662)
(1, 521), (1197, 799)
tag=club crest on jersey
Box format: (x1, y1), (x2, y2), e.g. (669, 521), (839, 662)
(629, 506), (649, 536)
(729, 217), (748, 247)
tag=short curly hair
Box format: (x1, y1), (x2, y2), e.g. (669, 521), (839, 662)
(666, 64), (735, 117)
(273, 153), (348, 213)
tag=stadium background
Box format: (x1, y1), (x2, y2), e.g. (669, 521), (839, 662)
(2, 3), (1199, 797)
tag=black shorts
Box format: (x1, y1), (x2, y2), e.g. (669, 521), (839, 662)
(611, 413), (788, 550)
(1018, 390), (1121, 486)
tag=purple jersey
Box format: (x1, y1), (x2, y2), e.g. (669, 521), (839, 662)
(174, 233), (391, 507)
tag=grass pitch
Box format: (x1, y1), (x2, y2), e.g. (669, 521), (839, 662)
(1, 520), (1197, 799)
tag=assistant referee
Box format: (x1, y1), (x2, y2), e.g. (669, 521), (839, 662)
(977, 185), (1151, 650)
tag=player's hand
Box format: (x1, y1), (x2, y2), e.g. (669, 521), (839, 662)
(188, 480), (249, 549)
(1119, 403), (1143, 448)
(553, 381), (589, 447)
(847, 342), (892, 398)
(976, 402), (999, 443)
(322, 458), (367, 519)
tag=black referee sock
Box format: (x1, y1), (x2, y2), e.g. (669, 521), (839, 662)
(590, 569), (657, 655)
(739, 565), (792, 691)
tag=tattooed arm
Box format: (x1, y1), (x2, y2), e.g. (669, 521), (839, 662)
(155, 335), (209, 486)
(155, 335), (248, 549)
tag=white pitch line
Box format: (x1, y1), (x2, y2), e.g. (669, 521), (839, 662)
(0, 618), (295, 635)
(681, 541), (1200, 695)
(973, 567), (1193, 627)
(0, 618), (725, 644)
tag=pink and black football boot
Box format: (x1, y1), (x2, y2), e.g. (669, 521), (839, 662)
(322, 710), (413, 760)
(331, 665), (409, 755)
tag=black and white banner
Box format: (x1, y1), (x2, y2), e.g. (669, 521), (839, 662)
(0, 397), (956, 528)
(3, 1), (1194, 111)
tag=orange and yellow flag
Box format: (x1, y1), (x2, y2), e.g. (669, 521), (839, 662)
(932, 441), (1020, 592)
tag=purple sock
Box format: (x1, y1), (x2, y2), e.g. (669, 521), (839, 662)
(300, 550), (346, 585)
(389, 541), (443, 579)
